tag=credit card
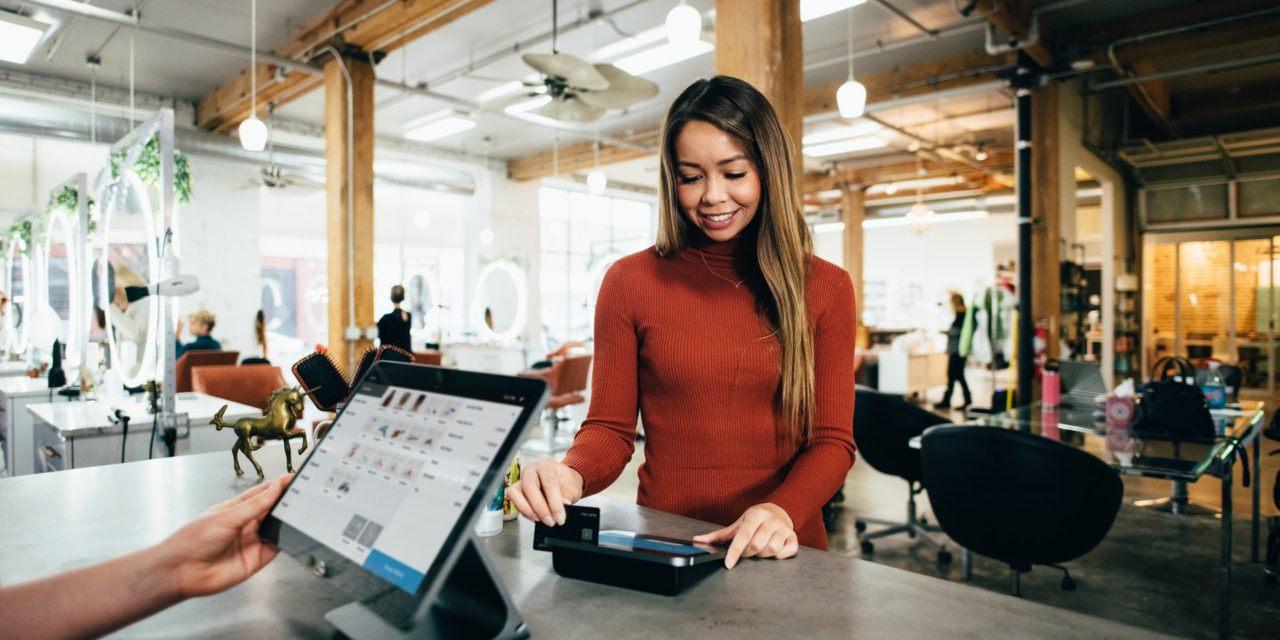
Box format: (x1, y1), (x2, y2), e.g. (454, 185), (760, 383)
(533, 504), (600, 551)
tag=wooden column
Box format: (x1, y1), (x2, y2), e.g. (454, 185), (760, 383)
(715, 0), (804, 157)
(1031, 80), (1062, 370)
(325, 53), (376, 372)
(841, 187), (867, 347)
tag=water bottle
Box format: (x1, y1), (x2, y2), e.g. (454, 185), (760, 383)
(1201, 363), (1227, 410)
(1042, 360), (1061, 407)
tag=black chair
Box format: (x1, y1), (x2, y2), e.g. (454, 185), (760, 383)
(240, 356), (271, 366)
(851, 386), (952, 562)
(920, 425), (1122, 596)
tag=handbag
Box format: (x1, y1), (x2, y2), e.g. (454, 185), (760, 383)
(1133, 356), (1216, 441)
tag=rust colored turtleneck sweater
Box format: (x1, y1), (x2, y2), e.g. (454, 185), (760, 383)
(560, 231), (857, 549)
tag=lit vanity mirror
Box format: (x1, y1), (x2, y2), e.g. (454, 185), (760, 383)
(96, 171), (159, 387)
(43, 209), (78, 362)
(4, 234), (30, 356)
(472, 261), (527, 343)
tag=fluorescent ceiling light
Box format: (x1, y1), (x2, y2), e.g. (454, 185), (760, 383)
(477, 80), (524, 104)
(802, 136), (887, 158)
(0, 11), (51, 64)
(591, 25), (667, 61)
(862, 210), (989, 229)
(614, 40), (713, 76)
(800, 0), (867, 22)
(803, 121), (881, 145)
(866, 176), (961, 195)
(814, 221), (846, 233)
(404, 109), (476, 142)
(817, 189), (844, 199)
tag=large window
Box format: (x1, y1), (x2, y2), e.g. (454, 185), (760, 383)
(539, 186), (654, 347)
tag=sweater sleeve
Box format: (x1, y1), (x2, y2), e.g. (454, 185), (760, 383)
(560, 260), (639, 496)
(764, 267), (858, 531)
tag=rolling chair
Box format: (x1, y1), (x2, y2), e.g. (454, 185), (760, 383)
(413, 350), (443, 366)
(920, 425), (1122, 596)
(520, 354), (592, 454)
(851, 386), (952, 562)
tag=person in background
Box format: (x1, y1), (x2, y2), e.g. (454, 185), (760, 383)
(508, 76), (857, 570)
(246, 309), (269, 362)
(377, 285), (412, 351)
(935, 291), (972, 410)
(0, 289), (12, 355)
(0, 475), (289, 640)
(175, 309), (222, 359)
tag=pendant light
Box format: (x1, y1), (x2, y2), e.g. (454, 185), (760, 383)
(905, 157), (934, 234)
(666, 1), (701, 46)
(586, 139), (607, 195)
(835, 5), (866, 119)
(238, 0), (268, 152)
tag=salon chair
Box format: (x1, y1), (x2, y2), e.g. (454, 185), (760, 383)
(175, 351), (239, 393)
(191, 364), (295, 415)
(519, 354), (592, 454)
(413, 350), (443, 366)
(851, 386), (951, 561)
(921, 425), (1122, 596)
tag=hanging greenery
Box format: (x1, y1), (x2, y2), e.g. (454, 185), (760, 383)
(6, 219), (33, 256)
(110, 134), (193, 204)
(42, 185), (98, 238)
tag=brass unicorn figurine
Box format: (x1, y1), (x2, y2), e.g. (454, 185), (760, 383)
(212, 386), (308, 477)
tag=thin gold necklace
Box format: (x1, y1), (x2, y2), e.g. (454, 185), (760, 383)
(697, 250), (744, 288)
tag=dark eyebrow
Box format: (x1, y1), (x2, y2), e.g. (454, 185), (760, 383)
(676, 155), (747, 169)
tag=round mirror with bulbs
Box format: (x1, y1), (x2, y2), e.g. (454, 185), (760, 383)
(43, 209), (79, 363)
(96, 170), (160, 387)
(4, 233), (31, 356)
(471, 262), (527, 343)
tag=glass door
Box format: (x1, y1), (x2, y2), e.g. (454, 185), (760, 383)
(1231, 238), (1275, 397)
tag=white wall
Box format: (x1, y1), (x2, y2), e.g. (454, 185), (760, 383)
(862, 213), (1018, 331)
(0, 135), (110, 225)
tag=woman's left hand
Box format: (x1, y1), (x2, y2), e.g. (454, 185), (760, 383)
(692, 503), (799, 570)
(159, 475), (290, 599)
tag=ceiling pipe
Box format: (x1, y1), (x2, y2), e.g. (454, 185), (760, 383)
(1092, 50), (1280, 92)
(868, 0), (936, 38)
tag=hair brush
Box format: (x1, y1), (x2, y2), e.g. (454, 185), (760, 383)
(292, 352), (350, 412)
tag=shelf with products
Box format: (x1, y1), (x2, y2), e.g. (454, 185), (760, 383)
(1114, 272), (1139, 380)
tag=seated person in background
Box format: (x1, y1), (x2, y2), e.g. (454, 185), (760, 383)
(377, 285), (412, 352)
(175, 309), (222, 359)
(0, 476), (289, 640)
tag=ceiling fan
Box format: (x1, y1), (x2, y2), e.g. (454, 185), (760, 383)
(481, 0), (659, 122)
(239, 107), (324, 191)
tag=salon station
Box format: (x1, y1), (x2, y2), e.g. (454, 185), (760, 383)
(0, 0), (1279, 638)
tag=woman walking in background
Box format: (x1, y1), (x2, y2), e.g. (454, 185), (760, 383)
(935, 292), (972, 410)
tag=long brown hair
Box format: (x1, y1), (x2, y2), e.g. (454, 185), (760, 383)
(655, 76), (815, 446)
(254, 309), (268, 359)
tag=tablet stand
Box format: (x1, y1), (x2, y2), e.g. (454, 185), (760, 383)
(325, 538), (527, 640)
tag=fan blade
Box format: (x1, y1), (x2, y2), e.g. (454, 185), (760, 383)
(537, 98), (605, 123)
(481, 87), (548, 113)
(576, 64), (661, 109)
(523, 52), (609, 91)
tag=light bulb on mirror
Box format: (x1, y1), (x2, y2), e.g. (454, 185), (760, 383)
(586, 170), (607, 195)
(836, 79), (867, 118)
(666, 1), (701, 45)
(238, 115), (268, 152)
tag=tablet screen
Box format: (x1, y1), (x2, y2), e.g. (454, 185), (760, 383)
(268, 380), (525, 595)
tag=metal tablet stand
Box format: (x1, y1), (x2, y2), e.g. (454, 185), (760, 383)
(325, 538), (527, 640)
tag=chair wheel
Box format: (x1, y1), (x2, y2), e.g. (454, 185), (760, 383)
(854, 520), (866, 533)
(937, 549), (952, 564)
(860, 540), (874, 554)
(907, 529), (916, 539)
(1266, 570), (1278, 584)
(1061, 575), (1077, 591)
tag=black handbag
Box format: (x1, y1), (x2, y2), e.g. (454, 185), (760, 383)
(1134, 356), (1216, 441)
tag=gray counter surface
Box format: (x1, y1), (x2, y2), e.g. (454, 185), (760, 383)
(0, 452), (1169, 639)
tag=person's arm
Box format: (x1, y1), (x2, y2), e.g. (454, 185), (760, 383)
(760, 268), (858, 530)
(508, 261), (639, 526)
(0, 476), (289, 640)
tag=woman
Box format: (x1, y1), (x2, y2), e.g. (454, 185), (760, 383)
(935, 292), (972, 410)
(508, 76), (857, 569)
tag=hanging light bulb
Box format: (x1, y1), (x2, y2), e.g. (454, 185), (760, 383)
(974, 142), (989, 162)
(835, 5), (866, 119)
(240, 0), (267, 152)
(239, 116), (268, 152)
(666, 1), (701, 46)
(884, 182), (898, 195)
(906, 160), (934, 234)
(587, 170), (607, 195)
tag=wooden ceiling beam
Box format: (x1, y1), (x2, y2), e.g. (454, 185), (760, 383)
(196, 0), (494, 132)
(1065, 0), (1280, 55)
(507, 129), (662, 182)
(1175, 80), (1280, 123)
(802, 150), (1014, 195)
(803, 49), (1014, 116)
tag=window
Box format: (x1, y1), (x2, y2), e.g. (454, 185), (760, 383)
(538, 185), (655, 347)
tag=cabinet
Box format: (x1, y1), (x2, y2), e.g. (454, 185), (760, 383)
(876, 349), (948, 397)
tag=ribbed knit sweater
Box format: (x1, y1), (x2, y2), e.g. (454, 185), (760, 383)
(560, 232), (857, 549)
